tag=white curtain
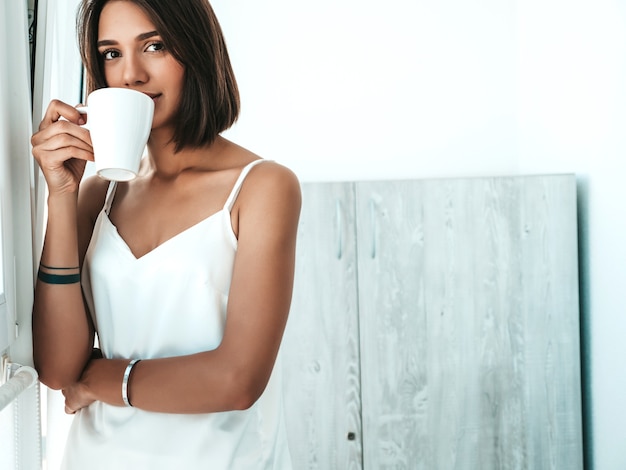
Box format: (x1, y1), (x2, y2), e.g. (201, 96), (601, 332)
(0, 0), (82, 468)
(31, 1), (84, 469)
(33, 0), (82, 470)
(0, 0), (40, 469)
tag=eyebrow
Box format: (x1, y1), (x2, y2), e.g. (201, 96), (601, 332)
(97, 30), (159, 47)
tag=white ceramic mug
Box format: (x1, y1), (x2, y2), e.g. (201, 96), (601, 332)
(77, 88), (154, 181)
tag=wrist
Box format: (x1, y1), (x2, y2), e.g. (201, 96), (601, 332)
(122, 359), (142, 407)
(47, 190), (79, 206)
(82, 358), (137, 407)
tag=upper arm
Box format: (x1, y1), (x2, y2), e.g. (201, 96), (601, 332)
(219, 162), (302, 394)
(76, 175), (109, 267)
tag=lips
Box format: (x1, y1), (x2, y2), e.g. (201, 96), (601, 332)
(143, 92), (161, 102)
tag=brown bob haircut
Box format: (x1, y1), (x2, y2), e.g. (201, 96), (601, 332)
(77, 0), (240, 151)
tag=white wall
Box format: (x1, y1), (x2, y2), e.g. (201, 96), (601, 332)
(214, 0), (521, 181)
(31, 1), (85, 469)
(213, 0), (626, 468)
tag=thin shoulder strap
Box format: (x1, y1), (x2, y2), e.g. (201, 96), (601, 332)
(223, 159), (268, 211)
(103, 181), (118, 215)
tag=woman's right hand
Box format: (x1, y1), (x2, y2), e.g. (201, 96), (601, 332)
(31, 99), (95, 196)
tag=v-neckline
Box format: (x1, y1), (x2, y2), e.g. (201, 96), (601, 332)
(103, 209), (225, 261)
(99, 159), (266, 261)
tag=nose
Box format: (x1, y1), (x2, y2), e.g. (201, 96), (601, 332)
(121, 54), (148, 87)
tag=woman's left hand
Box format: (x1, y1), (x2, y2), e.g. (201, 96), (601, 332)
(62, 358), (99, 414)
(61, 352), (134, 413)
(62, 383), (94, 414)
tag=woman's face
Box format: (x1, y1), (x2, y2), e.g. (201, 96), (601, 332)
(97, 0), (185, 132)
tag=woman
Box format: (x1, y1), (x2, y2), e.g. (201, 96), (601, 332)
(31, 0), (300, 468)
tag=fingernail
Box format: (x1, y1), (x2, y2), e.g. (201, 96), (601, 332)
(78, 117), (86, 125)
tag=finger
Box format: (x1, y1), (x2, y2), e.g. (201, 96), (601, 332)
(33, 119), (92, 149)
(33, 144), (95, 170)
(35, 128), (93, 156)
(32, 130), (94, 170)
(31, 129), (92, 164)
(41, 99), (85, 126)
(39, 99), (86, 130)
(65, 405), (76, 415)
(34, 148), (95, 172)
(75, 103), (87, 126)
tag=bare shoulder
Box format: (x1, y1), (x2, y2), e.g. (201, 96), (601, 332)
(215, 137), (300, 209)
(241, 160), (301, 211)
(233, 160), (302, 236)
(247, 160), (300, 193)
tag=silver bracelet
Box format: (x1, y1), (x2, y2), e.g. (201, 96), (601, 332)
(121, 359), (141, 407)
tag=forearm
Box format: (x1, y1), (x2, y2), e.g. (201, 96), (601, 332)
(32, 287), (93, 389)
(33, 192), (93, 389)
(82, 350), (266, 414)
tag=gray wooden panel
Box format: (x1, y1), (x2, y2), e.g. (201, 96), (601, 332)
(517, 176), (582, 469)
(282, 182), (363, 469)
(356, 175), (582, 470)
(355, 180), (429, 469)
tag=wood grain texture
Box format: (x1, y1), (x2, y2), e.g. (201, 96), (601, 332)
(355, 175), (582, 470)
(355, 180), (430, 469)
(283, 176), (582, 470)
(282, 182), (364, 469)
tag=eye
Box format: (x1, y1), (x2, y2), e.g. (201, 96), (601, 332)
(100, 49), (121, 60)
(145, 42), (166, 53)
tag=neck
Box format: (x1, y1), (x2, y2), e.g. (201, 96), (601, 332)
(145, 130), (228, 179)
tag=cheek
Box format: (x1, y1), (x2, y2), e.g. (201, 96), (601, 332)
(103, 71), (112, 87)
(165, 58), (185, 87)
(164, 63), (185, 105)
(102, 64), (119, 88)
